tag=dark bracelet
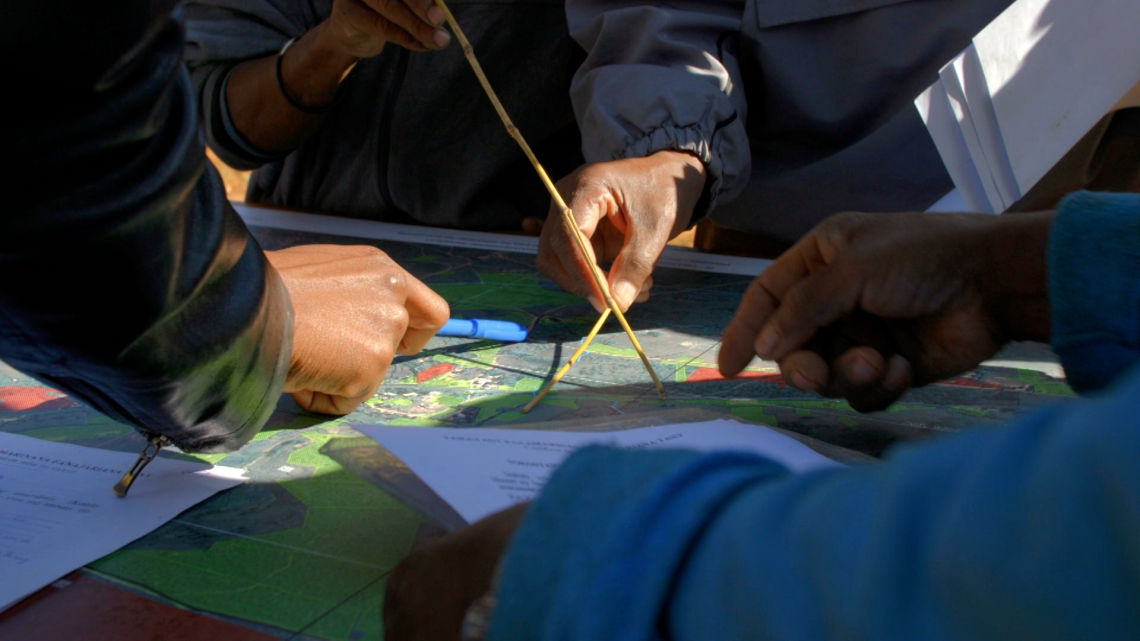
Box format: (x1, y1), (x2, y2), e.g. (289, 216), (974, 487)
(275, 37), (342, 115)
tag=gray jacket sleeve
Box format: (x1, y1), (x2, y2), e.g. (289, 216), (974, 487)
(183, 0), (324, 169)
(1, 1), (292, 453)
(567, 0), (750, 213)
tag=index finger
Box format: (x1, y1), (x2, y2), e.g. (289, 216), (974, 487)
(363, 0), (447, 50)
(408, 0), (444, 24)
(718, 234), (827, 376)
(399, 273), (451, 354)
(537, 195), (608, 312)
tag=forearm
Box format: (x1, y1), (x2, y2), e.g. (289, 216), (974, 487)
(492, 368), (1140, 639)
(225, 20), (360, 154)
(666, 381), (1140, 640)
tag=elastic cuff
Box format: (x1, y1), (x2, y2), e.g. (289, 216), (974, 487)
(218, 65), (287, 165)
(1049, 191), (1140, 392)
(619, 124), (724, 222)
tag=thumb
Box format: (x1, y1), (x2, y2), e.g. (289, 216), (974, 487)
(540, 185), (609, 311)
(607, 217), (669, 312)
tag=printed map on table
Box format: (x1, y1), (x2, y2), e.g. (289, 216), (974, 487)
(0, 214), (1074, 639)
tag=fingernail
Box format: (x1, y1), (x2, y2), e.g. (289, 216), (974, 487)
(851, 354), (882, 384)
(755, 326), (779, 359)
(885, 355), (911, 390)
(586, 295), (605, 313)
(427, 6), (445, 25)
(790, 370), (820, 393)
(433, 29), (450, 48)
(612, 280), (638, 309)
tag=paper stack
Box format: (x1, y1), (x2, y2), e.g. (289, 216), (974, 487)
(916, 0), (1140, 214)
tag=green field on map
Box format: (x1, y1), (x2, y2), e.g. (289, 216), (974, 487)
(0, 224), (1074, 639)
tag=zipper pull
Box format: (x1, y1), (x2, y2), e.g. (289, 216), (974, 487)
(113, 434), (170, 498)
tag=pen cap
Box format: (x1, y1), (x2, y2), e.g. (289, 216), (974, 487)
(470, 319), (529, 342)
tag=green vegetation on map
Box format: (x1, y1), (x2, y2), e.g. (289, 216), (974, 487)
(0, 224), (1072, 639)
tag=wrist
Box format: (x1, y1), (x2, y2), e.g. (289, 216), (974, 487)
(309, 20), (364, 75)
(648, 150), (707, 234)
(279, 23), (360, 109)
(977, 211), (1055, 342)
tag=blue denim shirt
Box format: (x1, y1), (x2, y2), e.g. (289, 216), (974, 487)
(490, 192), (1140, 640)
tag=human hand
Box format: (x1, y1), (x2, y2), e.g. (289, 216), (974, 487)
(266, 245), (449, 415)
(537, 151), (706, 312)
(321, 0), (451, 57)
(718, 212), (1054, 412)
(384, 504), (528, 641)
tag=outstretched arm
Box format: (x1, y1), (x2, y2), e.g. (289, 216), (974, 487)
(489, 368), (1140, 640)
(386, 368), (1140, 641)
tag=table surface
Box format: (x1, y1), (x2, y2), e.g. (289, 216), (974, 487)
(0, 208), (1075, 639)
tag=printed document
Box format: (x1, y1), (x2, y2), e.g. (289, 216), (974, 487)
(0, 432), (244, 611)
(360, 420), (840, 524)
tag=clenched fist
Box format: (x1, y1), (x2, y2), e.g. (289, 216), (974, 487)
(267, 244), (449, 415)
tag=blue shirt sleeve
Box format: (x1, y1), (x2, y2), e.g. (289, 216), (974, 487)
(492, 367), (1140, 640)
(1050, 191), (1140, 392)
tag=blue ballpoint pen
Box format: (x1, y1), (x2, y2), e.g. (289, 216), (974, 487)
(437, 318), (529, 342)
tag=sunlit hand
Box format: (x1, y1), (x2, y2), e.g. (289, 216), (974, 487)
(267, 245), (449, 415)
(536, 151), (706, 312)
(323, 0), (451, 57)
(718, 212), (1054, 412)
(385, 504), (528, 641)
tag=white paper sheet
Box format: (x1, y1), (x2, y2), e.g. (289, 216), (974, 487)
(917, 0), (1140, 209)
(0, 432), (244, 611)
(917, 75), (994, 213)
(957, 45), (1022, 209)
(940, 53), (1006, 213)
(359, 420), (841, 524)
(973, 0), (1140, 195)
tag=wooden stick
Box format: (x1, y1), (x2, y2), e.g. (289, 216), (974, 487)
(522, 309), (610, 414)
(434, 0), (667, 400)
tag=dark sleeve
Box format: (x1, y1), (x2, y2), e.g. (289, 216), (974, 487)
(184, 0), (321, 169)
(566, 0), (750, 219)
(0, 1), (292, 453)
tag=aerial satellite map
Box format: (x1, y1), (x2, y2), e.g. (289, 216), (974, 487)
(0, 208), (1075, 639)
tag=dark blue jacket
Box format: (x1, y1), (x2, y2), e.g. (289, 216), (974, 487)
(0, 1), (290, 452)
